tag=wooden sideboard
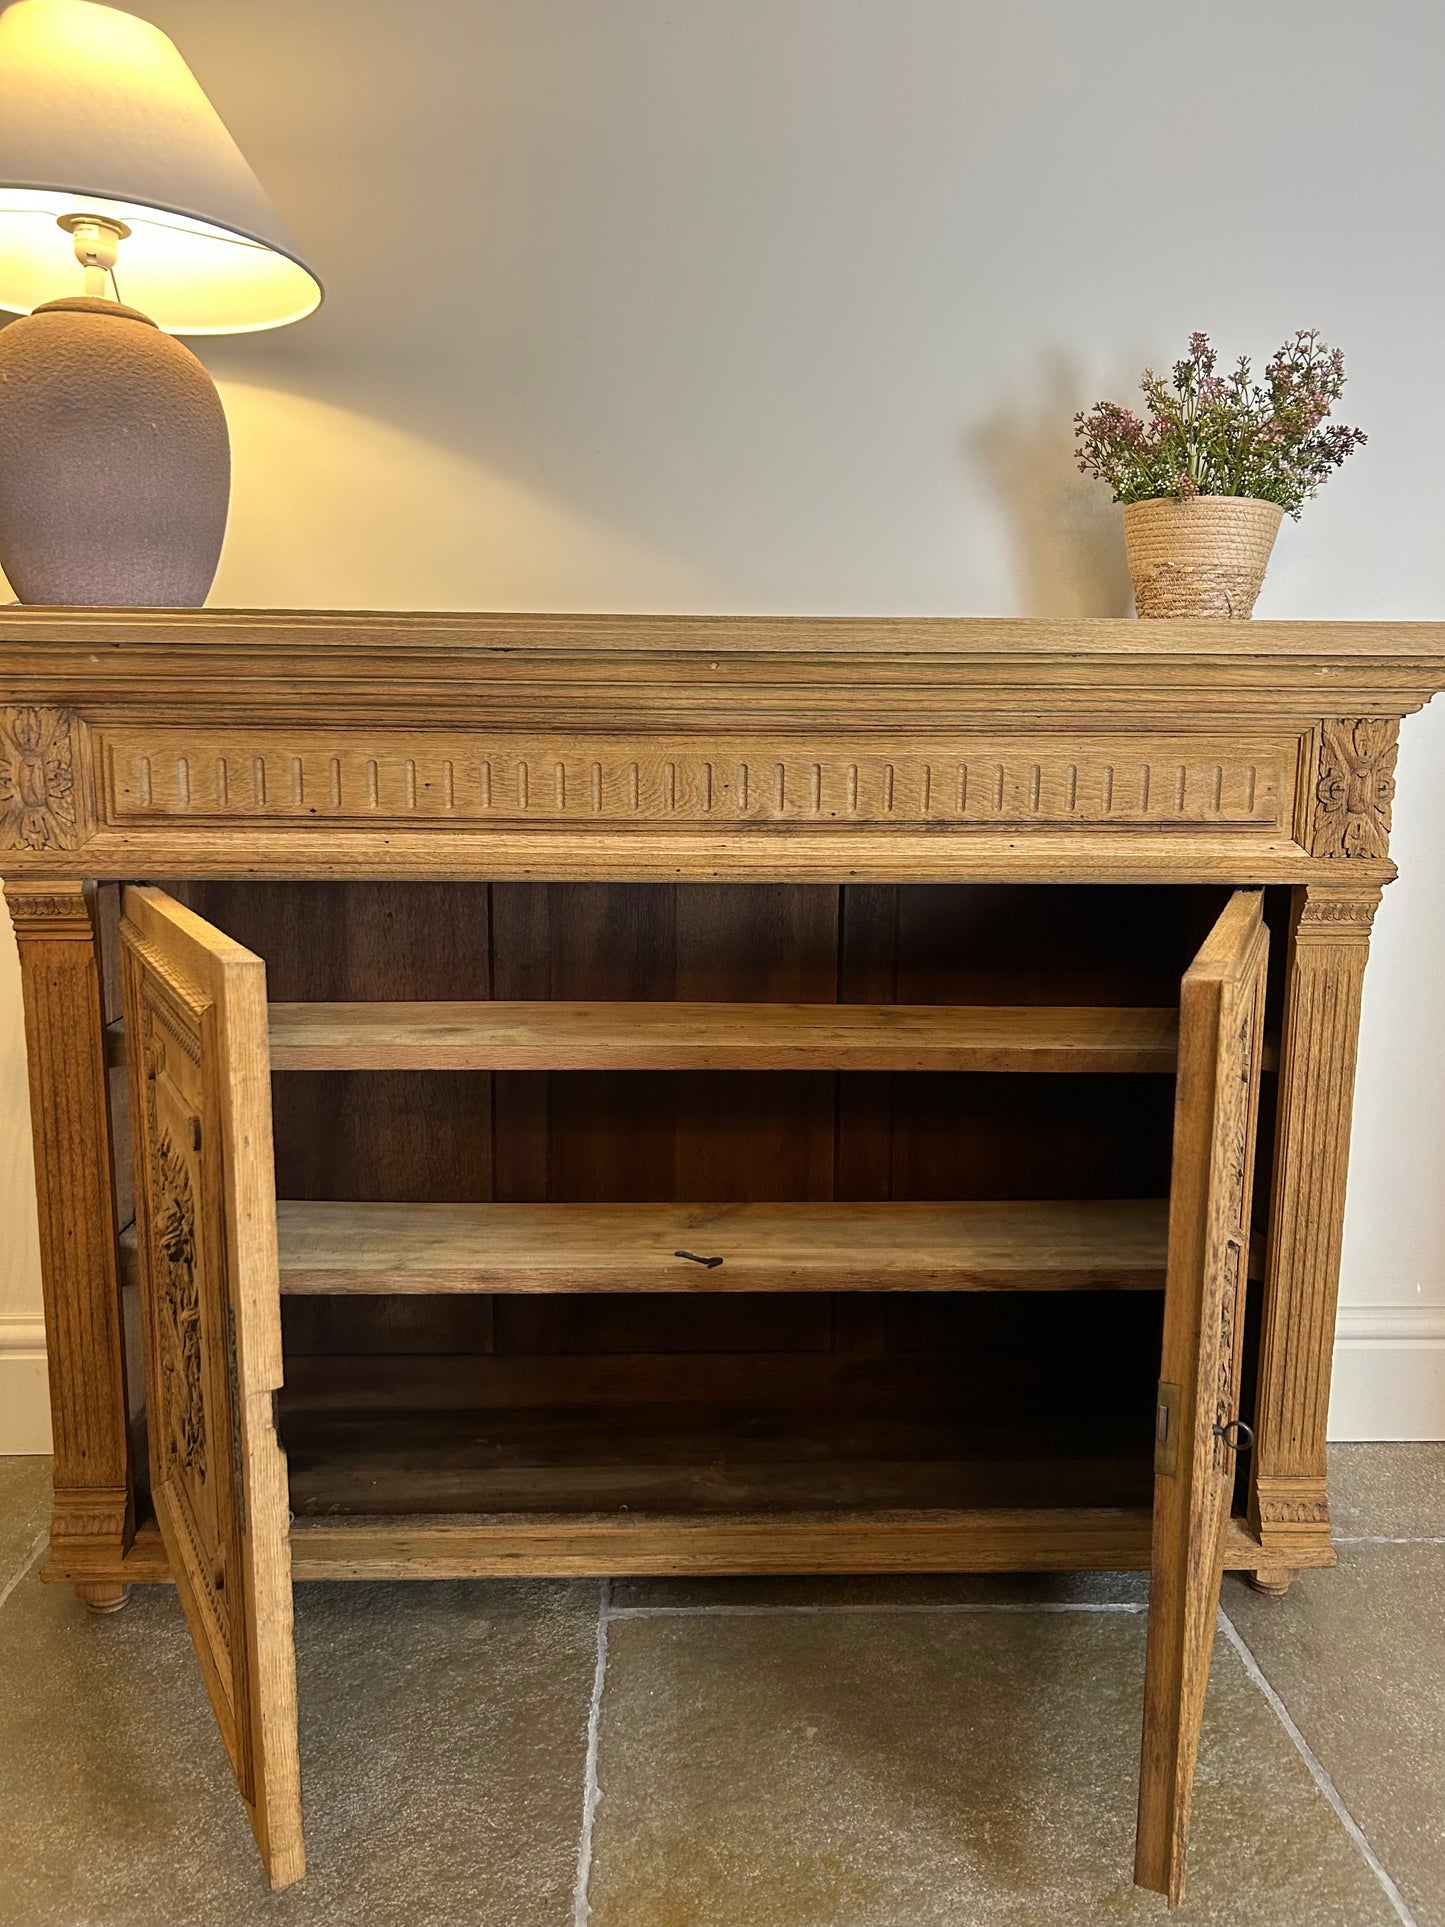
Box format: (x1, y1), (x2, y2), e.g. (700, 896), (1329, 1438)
(4, 609), (1444, 1901)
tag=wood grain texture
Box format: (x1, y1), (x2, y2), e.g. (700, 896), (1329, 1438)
(1250, 882), (1380, 1556)
(266, 999), (1180, 1072)
(283, 1507), (1160, 1578)
(4, 823), (1405, 886)
(277, 1293), (1163, 1410)
(1308, 720), (1399, 858)
(2, 612), (1443, 881)
(49, 1507), (1336, 1586)
(1244, 1567), (1297, 1597)
(187, 882), (497, 1365)
(277, 1509), (1333, 1580)
(256, 1196), (1169, 1294)
(2, 611), (1445, 706)
(485, 886), (843, 1382)
(96, 725), (1291, 832)
(0, 706), (91, 852)
(3, 878), (133, 1569)
(74, 1581), (131, 1611)
(280, 1403), (1154, 1515)
(1136, 892), (1269, 1906)
(120, 886), (304, 1891)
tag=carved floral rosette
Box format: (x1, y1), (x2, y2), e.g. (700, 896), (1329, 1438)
(0, 706), (79, 851)
(1311, 719), (1397, 859)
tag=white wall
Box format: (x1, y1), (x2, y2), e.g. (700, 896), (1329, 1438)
(2, 0), (1442, 1441)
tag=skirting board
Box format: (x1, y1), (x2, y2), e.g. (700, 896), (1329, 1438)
(1, 1311), (1441, 1454)
(0, 1320), (51, 1455)
(1329, 1305), (1445, 1441)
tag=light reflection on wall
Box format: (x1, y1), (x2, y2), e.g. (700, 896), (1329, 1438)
(212, 382), (707, 611)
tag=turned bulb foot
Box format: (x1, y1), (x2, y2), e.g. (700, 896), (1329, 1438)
(1245, 1567), (1298, 1598)
(76, 1582), (131, 1614)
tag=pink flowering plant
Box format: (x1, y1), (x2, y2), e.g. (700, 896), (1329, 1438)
(1074, 330), (1365, 518)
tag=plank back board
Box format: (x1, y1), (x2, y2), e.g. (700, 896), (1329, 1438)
(184, 878), (1216, 1444)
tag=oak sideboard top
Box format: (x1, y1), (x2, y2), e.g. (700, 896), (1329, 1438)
(3, 609), (1445, 883)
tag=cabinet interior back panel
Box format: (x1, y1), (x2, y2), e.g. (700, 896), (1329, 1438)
(179, 881), (1224, 1387)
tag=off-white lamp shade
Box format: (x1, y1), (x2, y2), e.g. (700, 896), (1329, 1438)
(0, 0), (321, 332)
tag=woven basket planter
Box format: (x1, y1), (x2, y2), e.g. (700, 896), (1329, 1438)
(1123, 496), (1284, 619)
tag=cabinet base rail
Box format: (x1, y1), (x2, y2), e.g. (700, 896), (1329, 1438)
(44, 1508), (1333, 1586)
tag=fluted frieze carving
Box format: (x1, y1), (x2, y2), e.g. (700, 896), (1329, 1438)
(97, 727), (1291, 832)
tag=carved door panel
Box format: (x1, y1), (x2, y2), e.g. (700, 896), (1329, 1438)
(1135, 889), (1268, 1906)
(120, 885), (304, 1890)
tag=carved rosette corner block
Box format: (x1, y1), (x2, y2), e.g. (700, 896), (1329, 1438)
(1309, 718), (1398, 859)
(0, 706), (91, 853)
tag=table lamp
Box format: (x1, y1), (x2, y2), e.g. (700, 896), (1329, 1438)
(0, 0), (321, 605)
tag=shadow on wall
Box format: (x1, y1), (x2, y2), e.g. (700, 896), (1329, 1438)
(970, 355), (1133, 618)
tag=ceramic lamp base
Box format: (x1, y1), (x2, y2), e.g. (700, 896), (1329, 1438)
(0, 296), (229, 606)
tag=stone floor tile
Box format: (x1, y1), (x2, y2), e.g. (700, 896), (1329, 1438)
(0, 1456), (51, 1593)
(0, 1568), (599, 1927)
(611, 1567), (1149, 1611)
(1227, 1542), (1445, 1927)
(1328, 1441), (1445, 1539)
(587, 1603), (1399, 1927)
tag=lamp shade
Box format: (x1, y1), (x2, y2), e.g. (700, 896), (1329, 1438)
(0, 0), (321, 332)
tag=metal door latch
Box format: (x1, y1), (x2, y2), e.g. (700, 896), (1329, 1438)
(1213, 1417), (1255, 1454)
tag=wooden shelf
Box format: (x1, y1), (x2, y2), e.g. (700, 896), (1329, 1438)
(269, 1197), (1168, 1294)
(280, 1405), (1154, 1517)
(255, 1403), (1321, 1580)
(286, 1507), (1162, 1578)
(266, 1000), (1180, 1073)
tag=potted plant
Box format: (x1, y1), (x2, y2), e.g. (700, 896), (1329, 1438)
(1075, 330), (1366, 618)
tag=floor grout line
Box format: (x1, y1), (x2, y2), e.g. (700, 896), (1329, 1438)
(602, 1598), (1146, 1621)
(1218, 1608), (1420, 1927)
(0, 1530), (46, 1619)
(571, 1576), (611, 1927)
(1334, 1535), (1445, 1546)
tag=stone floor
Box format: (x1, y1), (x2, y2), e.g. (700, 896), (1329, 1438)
(0, 1446), (1440, 1927)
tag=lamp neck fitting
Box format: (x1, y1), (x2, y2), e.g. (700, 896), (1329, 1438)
(57, 213), (132, 298)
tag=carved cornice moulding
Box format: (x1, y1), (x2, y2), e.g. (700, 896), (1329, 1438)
(1, 618), (1443, 881)
(2, 614), (1445, 728)
(2, 609), (1445, 661)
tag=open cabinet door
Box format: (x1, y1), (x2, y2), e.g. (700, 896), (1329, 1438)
(120, 885), (304, 1890)
(1135, 889), (1268, 1906)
